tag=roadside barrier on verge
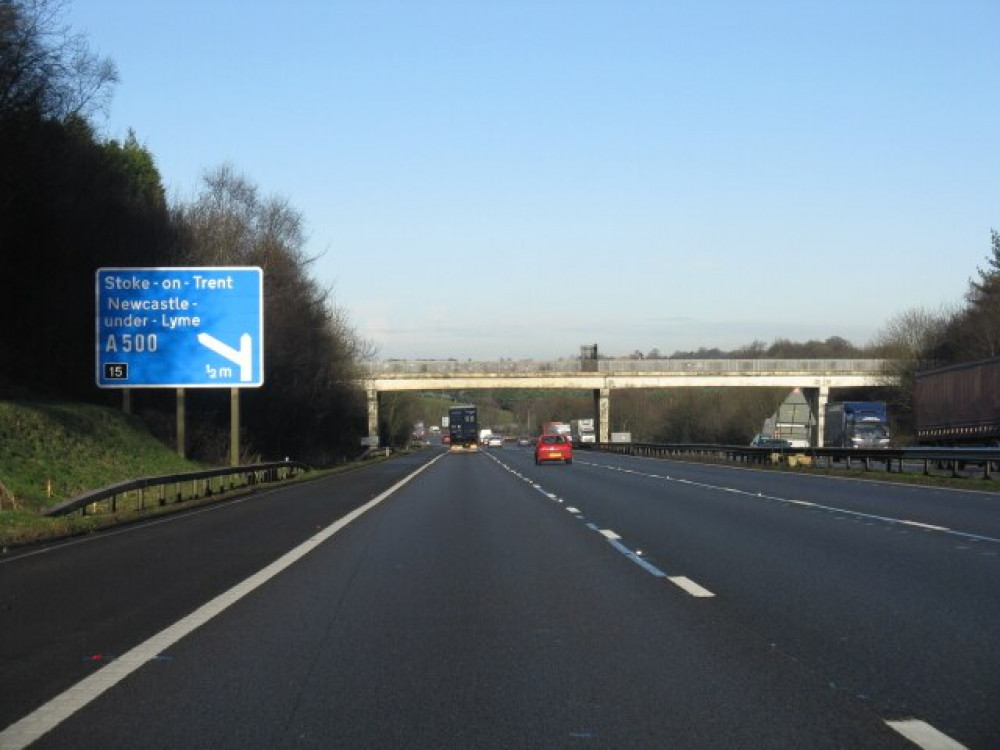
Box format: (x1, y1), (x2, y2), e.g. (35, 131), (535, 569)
(42, 461), (311, 518)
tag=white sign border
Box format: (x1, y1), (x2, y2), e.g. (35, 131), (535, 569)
(95, 266), (265, 389)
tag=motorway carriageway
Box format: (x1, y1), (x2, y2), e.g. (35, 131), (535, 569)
(1, 446), (996, 748)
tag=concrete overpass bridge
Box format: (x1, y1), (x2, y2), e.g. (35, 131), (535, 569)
(362, 358), (897, 445)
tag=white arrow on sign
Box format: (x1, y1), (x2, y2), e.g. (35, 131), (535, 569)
(197, 333), (253, 382)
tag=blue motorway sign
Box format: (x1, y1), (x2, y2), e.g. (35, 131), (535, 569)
(96, 267), (264, 388)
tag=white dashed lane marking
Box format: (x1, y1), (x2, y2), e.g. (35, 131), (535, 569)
(668, 576), (716, 598)
(485, 453), (716, 598)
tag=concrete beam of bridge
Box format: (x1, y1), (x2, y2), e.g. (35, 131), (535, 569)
(363, 373), (883, 391)
(359, 359), (897, 446)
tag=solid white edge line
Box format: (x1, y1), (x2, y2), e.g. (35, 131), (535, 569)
(0, 454), (445, 750)
(599, 529), (622, 541)
(885, 719), (969, 749)
(668, 576), (716, 598)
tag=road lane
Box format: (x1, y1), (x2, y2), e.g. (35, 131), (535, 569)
(8, 450), (909, 749)
(0, 451), (441, 730)
(578, 449), (1000, 540)
(488, 445), (1000, 748)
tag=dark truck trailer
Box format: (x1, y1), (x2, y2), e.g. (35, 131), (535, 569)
(824, 401), (890, 448)
(914, 357), (1000, 446)
(448, 405), (479, 451)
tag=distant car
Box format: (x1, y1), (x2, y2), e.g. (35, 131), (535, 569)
(751, 436), (792, 449)
(487, 435), (503, 447)
(517, 437), (532, 447)
(535, 434), (573, 465)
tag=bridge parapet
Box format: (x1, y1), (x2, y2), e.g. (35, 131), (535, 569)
(368, 359), (893, 377)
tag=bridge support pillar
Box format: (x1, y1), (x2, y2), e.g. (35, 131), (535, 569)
(809, 385), (830, 448)
(597, 388), (610, 443)
(367, 388), (379, 445)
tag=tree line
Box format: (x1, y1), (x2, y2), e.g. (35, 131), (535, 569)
(395, 245), (1000, 446)
(627, 242), (1000, 445)
(0, 0), (370, 464)
(870, 229), (1000, 441)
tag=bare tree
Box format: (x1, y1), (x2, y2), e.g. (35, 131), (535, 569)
(173, 165), (370, 461)
(871, 306), (953, 360)
(0, 0), (118, 120)
(869, 305), (954, 439)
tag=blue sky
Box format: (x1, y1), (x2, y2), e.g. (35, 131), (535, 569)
(68, 0), (1000, 360)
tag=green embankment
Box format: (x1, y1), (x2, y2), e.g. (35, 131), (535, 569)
(0, 401), (205, 546)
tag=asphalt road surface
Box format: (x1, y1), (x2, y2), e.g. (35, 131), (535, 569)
(2, 446), (997, 748)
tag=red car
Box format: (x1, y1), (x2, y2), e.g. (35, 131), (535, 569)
(535, 434), (573, 465)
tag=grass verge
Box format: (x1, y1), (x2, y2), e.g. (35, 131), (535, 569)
(0, 400), (208, 548)
(0, 400), (406, 549)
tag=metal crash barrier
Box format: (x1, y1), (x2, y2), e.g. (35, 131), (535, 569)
(42, 461), (311, 518)
(589, 443), (1000, 480)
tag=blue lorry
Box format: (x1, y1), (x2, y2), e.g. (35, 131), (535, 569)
(823, 401), (890, 448)
(448, 405), (479, 451)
